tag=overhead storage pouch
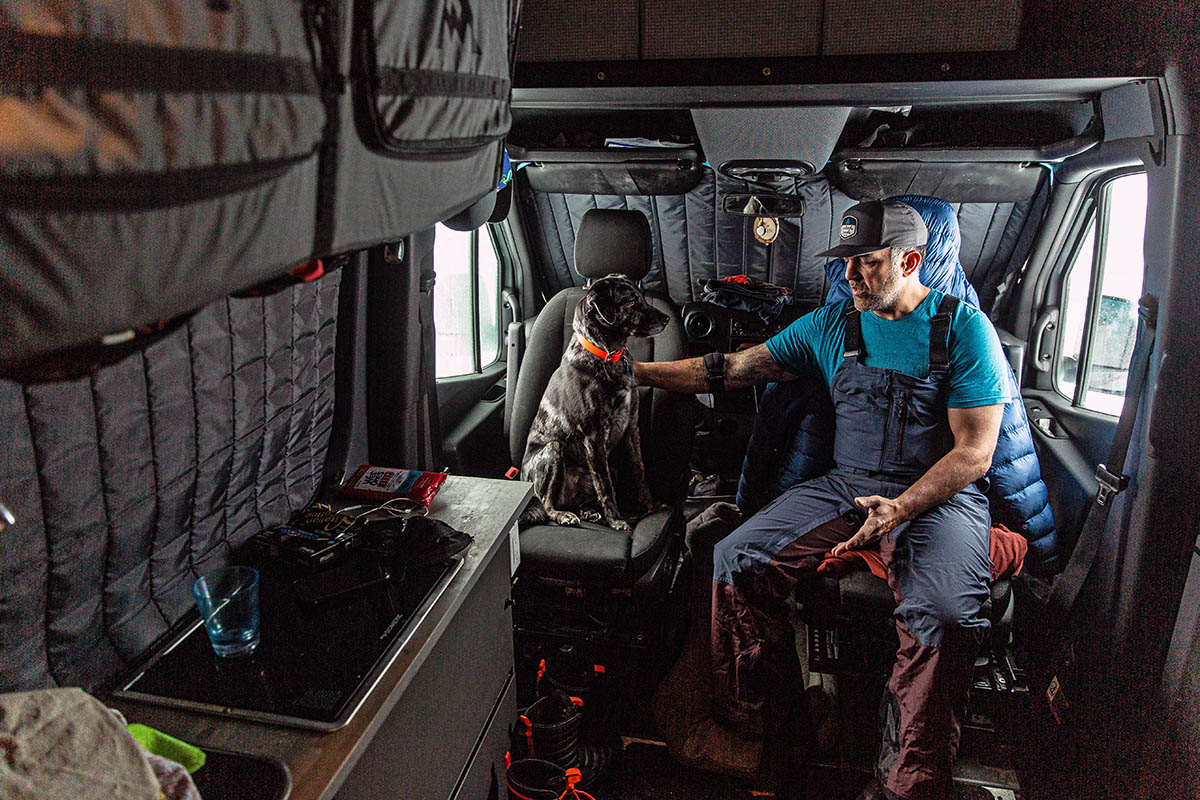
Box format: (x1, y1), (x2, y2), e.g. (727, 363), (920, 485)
(350, 0), (515, 157)
(328, 0), (518, 251)
(0, 3), (330, 364)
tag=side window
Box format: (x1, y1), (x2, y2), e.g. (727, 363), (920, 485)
(1056, 171), (1147, 414)
(433, 223), (502, 379)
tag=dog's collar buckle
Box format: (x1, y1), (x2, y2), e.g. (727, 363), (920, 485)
(577, 333), (624, 363)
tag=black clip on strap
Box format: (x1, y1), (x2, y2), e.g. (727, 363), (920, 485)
(1094, 463), (1130, 507)
(928, 295), (959, 375)
(842, 307), (863, 361)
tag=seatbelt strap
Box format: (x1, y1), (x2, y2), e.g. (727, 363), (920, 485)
(418, 267), (443, 470)
(1043, 293), (1157, 706)
(928, 294), (958, 375)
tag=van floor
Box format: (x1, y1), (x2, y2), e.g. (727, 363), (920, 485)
(604, 741), (869, 799)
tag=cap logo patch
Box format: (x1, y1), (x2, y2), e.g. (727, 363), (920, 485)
(840, 216), (858, 240)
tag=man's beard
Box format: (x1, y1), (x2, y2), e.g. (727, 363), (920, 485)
(850, 259), (905, 312)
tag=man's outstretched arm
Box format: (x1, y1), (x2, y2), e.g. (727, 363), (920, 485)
(831, 403), (1004, 556)
(632, 343), (798, 393)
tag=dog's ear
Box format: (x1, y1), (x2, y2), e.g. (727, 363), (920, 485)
(586, 283), (617, 326)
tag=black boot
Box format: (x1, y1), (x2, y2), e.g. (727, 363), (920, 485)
(518, 690), (610, 787)
(505, 757), (579, 800)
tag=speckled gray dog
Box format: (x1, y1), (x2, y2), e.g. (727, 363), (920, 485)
(520, 274), (669, 530)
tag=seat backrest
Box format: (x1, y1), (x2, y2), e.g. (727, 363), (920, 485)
(509, 209), (692, 501)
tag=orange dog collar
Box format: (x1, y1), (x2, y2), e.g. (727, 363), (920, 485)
(576, 333), (624, 363)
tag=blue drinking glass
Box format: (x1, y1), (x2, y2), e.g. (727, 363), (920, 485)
(192, 566), (260, 658)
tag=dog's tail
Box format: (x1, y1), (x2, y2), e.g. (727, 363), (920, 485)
(518, 496), (547, 528)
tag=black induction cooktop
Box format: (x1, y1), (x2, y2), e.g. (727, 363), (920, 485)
(113, 556), (462, 730)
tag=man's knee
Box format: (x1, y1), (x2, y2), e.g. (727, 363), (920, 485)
(900, 591), (989, 648)
(711, 522), (775, 584)
(712, 532), (745, 584)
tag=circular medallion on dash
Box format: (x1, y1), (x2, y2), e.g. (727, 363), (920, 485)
(753, 216), (779, 245)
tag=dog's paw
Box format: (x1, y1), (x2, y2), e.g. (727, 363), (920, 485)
(640, 500), (669, 515)
(606, 518), (632, 532)
(549, 510), (580, 526)
(579, 509), (603, 523)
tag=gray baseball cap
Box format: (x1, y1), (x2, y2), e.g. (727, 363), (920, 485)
(816, 199), (928, 259)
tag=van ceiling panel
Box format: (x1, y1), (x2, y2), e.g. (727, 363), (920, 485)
(518, 169), (1040, 312)
(517, 0), (639, 62)
(0, 272), (342, 691)
(516, 0), (1019, 62)
(822, 0), (1022, 55)
(642, 0), (822, 59)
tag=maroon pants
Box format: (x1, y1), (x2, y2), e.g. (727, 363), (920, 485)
(711, 476), (990, 800)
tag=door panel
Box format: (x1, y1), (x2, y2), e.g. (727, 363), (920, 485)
(1024, 389), (1115, 556)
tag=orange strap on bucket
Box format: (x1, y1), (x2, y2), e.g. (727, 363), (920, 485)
(559, 768), (596, 800)
(518, 714), (535, 756)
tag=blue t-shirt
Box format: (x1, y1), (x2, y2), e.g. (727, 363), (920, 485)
(765, 290), (1010, 408)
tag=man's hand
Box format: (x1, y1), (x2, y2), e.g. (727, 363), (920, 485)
(830, 494), (907, 556)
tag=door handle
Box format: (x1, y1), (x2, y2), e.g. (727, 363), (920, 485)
(1030, 308), (1059, 373)
(502, 288), (522, 323)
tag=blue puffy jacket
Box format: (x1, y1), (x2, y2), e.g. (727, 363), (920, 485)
(737, 195), (1060, 575)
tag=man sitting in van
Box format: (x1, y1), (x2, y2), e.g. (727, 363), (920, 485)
(635, 198), (1010, 800)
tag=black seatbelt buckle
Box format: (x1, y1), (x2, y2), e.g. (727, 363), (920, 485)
(1095, 464), (1129, 507)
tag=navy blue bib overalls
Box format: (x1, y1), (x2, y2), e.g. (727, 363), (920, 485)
(711, 296), (993, 800)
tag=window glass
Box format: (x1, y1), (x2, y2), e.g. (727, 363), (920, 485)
(1056, 172), (1147, 414)
(433, 225), (475, 378)
(433, 224), (504, 379)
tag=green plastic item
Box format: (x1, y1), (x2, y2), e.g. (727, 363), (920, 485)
(126, 723), (207, 774)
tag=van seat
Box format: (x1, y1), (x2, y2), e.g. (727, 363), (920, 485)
(508, 209), (694, 588)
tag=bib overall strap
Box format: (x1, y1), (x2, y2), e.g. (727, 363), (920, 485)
(928, 295), (959, 375)
(842, 305), (864, 361)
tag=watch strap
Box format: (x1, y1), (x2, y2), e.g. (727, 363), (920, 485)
(703, 351), (725, 393)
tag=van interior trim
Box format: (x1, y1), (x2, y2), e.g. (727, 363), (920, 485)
(512, 78), (1148, 110)
(832, 129), (1102, 164)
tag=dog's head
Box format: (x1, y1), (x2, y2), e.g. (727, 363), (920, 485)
(580, 274), (670, 338)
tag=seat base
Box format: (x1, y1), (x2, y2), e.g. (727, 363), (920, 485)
(797, 570), (1012, 628)
(518, 507), (679, 585)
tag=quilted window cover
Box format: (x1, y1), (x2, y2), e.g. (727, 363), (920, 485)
(0, 271), (341, 691)
(519, 168), (1037, 313)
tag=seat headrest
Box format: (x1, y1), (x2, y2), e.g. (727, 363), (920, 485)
(574, 209), (652, 281)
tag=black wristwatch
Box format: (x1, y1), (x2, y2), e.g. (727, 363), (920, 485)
(703, 351), (725, 393)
